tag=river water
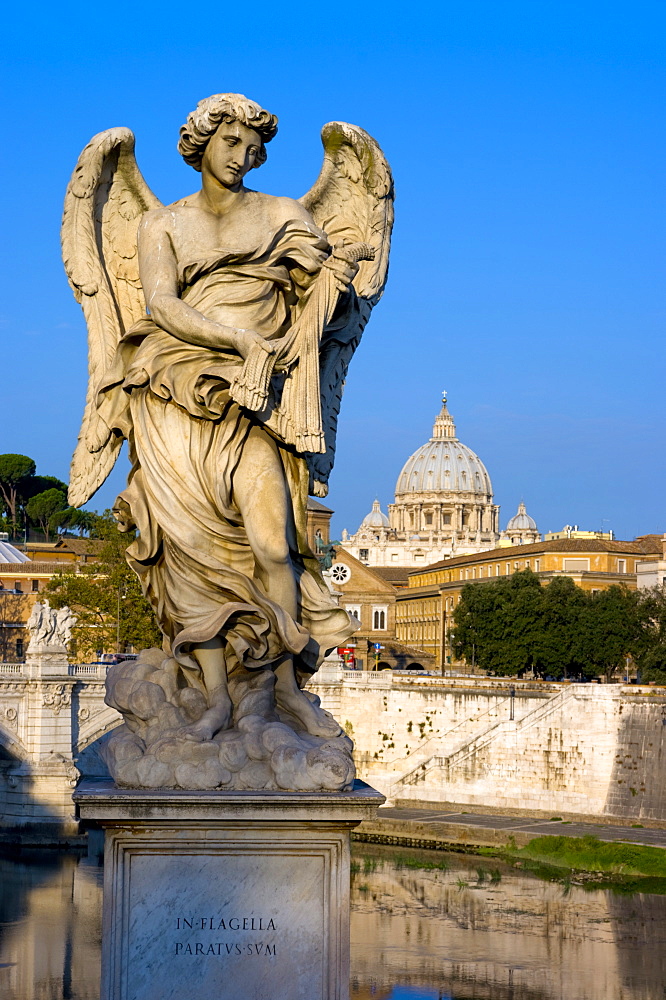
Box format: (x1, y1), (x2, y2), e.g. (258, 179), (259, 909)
(0, 843), (664, 1000)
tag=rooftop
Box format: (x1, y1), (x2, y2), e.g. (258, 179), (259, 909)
(409, 534), (663, 577)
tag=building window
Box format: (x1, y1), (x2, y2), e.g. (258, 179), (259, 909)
(372, 607), (387, 630)
(425, 513), (432, 525)
(358, 549), (369, 562)
(344, 604), (361, 621)
(495, 565), (500, 576)
(14, 581), (22, 592)
(414, 552), (425, 561)
(617, 559), (626, 574)
(505, 564), (510, 575)
(16, 639), (23, 658)
(391, 553), (398, 562)
(535, 560), (540, 572)
(443, 513), (451, 525)
(462, 513), (469, 526)
(31, 579), (39, 592)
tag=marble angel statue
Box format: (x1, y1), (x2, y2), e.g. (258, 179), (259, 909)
(62, 93), (392, 784)
(28, 600), (76, 649)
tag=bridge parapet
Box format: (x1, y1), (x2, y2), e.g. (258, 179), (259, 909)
(0, 655), (117, 841)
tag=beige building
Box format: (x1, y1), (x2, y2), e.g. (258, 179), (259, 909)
(326, 547), (434, 671)
(636, 533), (666, 589)
(0, 538), (105, 662)
(395, 534), (664, 671)
(340, 395), (501, 568)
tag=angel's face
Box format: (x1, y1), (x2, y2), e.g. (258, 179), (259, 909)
(202, 121), (263, 189)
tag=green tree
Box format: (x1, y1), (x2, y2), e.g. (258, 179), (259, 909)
(0, 454), (36, 535)
(578, 585), (640, 681)
(25, 488), (68, 541)
(452, 570), (643, 680)
(45, 510), (161, 661)
(533, 576), (589, 679)
(23, 474), (68, 501)
(452, 569), (545, 676)
(635, 587), (666, 684)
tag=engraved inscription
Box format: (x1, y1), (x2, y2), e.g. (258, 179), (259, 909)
(174, 915), (277, 958)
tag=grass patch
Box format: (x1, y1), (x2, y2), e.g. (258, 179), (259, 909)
(514, 835), (666, 878)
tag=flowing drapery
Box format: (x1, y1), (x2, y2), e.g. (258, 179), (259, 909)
(97, 221), (356, 678)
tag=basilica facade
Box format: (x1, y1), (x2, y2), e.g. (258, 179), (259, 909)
(340, 396), (507, 568)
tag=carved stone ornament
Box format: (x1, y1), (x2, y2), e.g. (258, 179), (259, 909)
(27, 600), (77, 651)
(4, 706), (18, 730)
(62, 93), (393, 791)
(42, 684), (72, 716)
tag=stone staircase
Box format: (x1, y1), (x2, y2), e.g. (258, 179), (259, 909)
(356, 690), (552, 799)
(392, 686), (572, 795)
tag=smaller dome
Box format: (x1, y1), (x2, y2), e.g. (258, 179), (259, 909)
(0, 540), (31, 563)
(505, 501), (537, 532)
(360, 499), (389, 529)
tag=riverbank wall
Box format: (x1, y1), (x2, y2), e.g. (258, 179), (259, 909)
(308, 668), (666, 822)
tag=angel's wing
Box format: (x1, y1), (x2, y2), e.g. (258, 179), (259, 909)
(61, 128), (162, 507)
(300, 123), (394, 493)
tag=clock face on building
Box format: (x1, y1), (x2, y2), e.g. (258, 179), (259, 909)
(330, 563), (351, 584)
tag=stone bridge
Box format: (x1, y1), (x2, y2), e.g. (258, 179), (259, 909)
(0, 656), (120, 840)
(5, 657), (666, 840)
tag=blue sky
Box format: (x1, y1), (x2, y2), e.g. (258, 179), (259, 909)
(1, 1), (664, 540)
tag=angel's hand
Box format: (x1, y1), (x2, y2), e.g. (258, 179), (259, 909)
(234, 329), (275, 361)
(313, 479), (329, 498)
(322, 254), (359, 293)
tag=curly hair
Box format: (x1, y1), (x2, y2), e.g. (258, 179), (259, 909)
(178, 93), (279, 172)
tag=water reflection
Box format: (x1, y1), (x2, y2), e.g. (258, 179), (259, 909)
(0, 851), (102, 1000)
(1, 844), (665, 999)
(349, 844), (666, 1000)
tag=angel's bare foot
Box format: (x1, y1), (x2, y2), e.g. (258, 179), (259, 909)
(276, 686), (343, 737)
(182, 695), (232, 742)
(274, 656), (341, 736)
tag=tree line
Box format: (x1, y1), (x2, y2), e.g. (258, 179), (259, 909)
(0, 453), (94, 541)
(452, 569), (666, 683)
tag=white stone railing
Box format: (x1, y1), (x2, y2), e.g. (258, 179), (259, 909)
(341, 669), (392, 687)
(0, 663), (25, 676)
(68, 664), (107, 679)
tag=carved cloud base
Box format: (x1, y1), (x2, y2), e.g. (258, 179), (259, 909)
(102, 649), (355, 792)
(75, 779), (384, 1000)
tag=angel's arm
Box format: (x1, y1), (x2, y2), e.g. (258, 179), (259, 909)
(138, 211), (272, 358)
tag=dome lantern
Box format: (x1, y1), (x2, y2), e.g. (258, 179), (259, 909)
(432, 391), (456, 440)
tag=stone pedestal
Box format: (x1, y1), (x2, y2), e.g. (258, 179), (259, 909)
(75, 779), (384, 1000)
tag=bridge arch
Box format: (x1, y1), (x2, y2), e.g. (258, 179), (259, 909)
(0, 721), (29, 763)
(77, 708), (123, 753)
